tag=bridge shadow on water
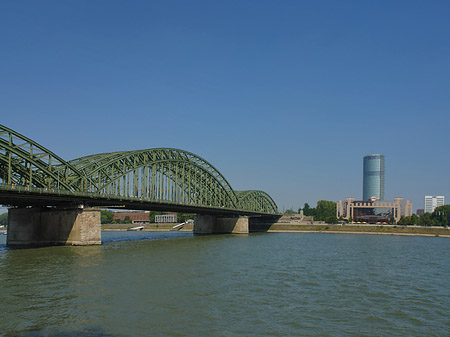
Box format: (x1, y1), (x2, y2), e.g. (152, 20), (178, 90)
(0, 233), (7, 251)
(249, 223), (274, 232)
(0, 231), (193, 251)
(248, 215), (282, 233)
(12, 327), (125, 337)
(101, 230), (193, 244)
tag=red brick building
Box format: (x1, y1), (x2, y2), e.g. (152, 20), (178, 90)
(112, 212), (150, 224)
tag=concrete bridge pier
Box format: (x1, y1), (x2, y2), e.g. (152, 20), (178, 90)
(6, 206), (101, 247)
(194, 215), (249, 234)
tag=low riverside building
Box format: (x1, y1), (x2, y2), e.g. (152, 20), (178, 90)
(112, 211), (150, 224)
(337, 197), (412, 223)
(155, 213), (178, 223)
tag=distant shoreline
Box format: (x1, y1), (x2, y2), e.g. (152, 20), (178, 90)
(2, 225), (447, 238)
(100, 223), (450, 238)
(254, 224), (450, 238)
(265, 229), (450, 237)
(102, 223), (193, 232)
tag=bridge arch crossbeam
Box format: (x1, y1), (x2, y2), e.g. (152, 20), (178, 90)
(0, 124), (85, 190)
(236, 190), (278, 214)
(69, 148), (237, 197)
(70, 149), (240, 209)
(96, 160), (237, 208)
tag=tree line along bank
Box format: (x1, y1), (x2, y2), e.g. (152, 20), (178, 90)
(284, 201), (450, 227)
(100, 210), (194, 224)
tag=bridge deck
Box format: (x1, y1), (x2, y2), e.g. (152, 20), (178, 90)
(0, 184), (276, 217)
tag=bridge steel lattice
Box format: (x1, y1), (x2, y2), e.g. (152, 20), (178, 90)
(0, 124), (278, 215)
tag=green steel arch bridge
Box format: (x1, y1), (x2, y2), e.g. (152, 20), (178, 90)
(0, 124), (278, 216)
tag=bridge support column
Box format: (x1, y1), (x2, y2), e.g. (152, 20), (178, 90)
(193, 215), (249, 234)
(7, 207), (101, 247)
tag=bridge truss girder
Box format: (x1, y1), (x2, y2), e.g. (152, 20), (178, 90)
(0, 125), (278, 214)
(236, 190), (279, 214)
(0, 125), (86, 191)
(69, 149), (240, 210)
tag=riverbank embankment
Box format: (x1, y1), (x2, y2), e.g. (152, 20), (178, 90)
(101, 223), (449, 237)
(102, 223), (193, 232)
(255, 223), (450, 237)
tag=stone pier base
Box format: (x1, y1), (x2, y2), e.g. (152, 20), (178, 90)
(194, 215), (249, 234)
(7, 207), (101, 247)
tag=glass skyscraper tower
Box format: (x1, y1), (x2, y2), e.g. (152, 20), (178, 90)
(363, 154), (385, 200)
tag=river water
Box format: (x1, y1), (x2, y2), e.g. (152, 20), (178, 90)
(0, 232), (448, 336)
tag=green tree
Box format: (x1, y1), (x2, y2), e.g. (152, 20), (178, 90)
(419, 213), (432, 226)
(0, 212), (8, 227)
(123, 216), (132, 224)
(178, 213), (195, 222)
(398, 214), (419, 226)
(325, 215), (338, 224)
(303, 203), (314, 217)
(397, 216), (410, 226)
(315, 200), (337, 222)
(431, 205), (450, 226)
(100, 210), (114, 224)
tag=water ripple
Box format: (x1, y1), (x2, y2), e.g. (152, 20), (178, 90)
(0, 233), (449, 336)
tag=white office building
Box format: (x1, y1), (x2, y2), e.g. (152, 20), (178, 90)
(424, 196), (444, 213)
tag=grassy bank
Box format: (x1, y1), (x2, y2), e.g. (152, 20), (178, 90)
(255, 224), (450, 237)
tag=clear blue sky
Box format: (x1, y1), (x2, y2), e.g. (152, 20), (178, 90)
(1, 0), (449, 212)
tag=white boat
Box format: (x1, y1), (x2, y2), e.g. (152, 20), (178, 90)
(128, 226), (144, 231)
(171, 222), (185, 231)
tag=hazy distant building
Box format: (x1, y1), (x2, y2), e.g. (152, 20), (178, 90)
(363, 154), (385, 200)
(113, 211), (150, 224)
(337, 197), (412, 223)
(424, 196), (444, 213)
(416, 209), (424, 216)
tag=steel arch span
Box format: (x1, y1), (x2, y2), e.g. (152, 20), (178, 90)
(68, 149), (241, 209)
(0, 124), (278, 214)
(0, 124), (88, 191)
(236, 190), (278, 214)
